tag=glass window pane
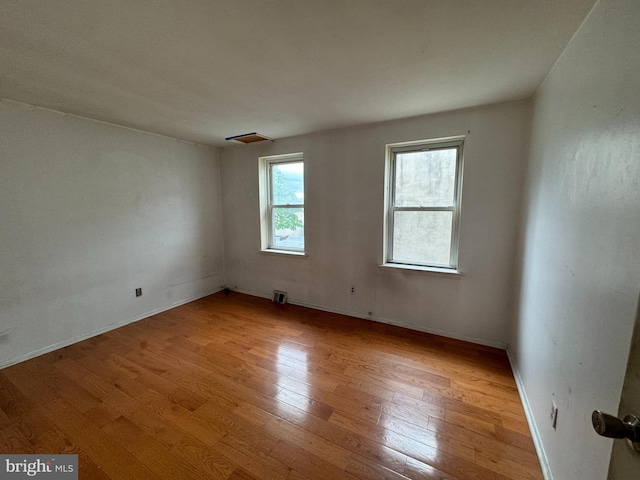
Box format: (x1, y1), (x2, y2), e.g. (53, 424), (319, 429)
(272, 207), (304, 249)
(272, 162), (304, 205)
(392, 211), (452, 266)
(394, 148), (456, 207)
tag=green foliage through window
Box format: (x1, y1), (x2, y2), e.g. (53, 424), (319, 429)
(274, 208), (303, 231)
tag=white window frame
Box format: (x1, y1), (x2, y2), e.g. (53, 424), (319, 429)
(382, 136), (464, 273)
(258, 152), (305, 255)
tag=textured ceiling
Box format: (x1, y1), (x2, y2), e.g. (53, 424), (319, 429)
(0, 0), (596, 147)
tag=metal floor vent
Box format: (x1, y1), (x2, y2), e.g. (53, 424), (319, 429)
(272, 290), (287, 304)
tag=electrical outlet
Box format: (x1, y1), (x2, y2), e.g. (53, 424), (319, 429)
(135, 288), (142, 297)
(551, 401), (558, 429)
(350, 285), (356, 294)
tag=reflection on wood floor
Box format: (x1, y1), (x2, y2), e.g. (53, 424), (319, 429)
(0, 292), (543, 479)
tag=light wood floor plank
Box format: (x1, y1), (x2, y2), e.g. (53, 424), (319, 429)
(0, 292), (543, 479)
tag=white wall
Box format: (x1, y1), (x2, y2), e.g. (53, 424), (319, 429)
(510, 0), (640, 478)
(0, 99), (224, 368)
(220, 101), (530, 347)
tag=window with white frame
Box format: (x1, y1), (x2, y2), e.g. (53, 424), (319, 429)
(259, 153), (305, 253)
(384, 137), (464, 271)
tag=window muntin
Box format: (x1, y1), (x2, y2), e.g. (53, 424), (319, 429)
(386, 138), (463, 270)
(260, 153), (305, 252)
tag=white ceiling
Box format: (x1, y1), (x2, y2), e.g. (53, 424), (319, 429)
(1, 0), (596, 147)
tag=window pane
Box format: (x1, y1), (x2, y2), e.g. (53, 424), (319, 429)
(392, 211), (452, 266)
(272, 162), (304, 205)
(394, 148), (456, 207)
(272, 207), (304, 249)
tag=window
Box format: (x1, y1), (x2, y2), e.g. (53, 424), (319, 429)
(259, 152), (305, 253)
(384, 137), (464, 271)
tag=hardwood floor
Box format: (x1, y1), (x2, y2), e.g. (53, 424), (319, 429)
(0, 292), (543, 479)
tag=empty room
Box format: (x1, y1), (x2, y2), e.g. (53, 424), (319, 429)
(1, 1), (639, 479)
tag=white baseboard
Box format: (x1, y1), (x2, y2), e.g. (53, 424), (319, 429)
(233, 287), (506, 350)
(506, 346), (553, 480)
(0, 287), (223, 370)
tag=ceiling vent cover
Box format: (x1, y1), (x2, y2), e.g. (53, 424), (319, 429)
(225, 132), (272, 144)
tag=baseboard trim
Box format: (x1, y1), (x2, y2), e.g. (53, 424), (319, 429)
(234, 287), (506, 350)
(506, 346), (553, 480)
(0, 287), (223, 370)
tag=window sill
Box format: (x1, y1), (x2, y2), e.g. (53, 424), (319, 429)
(260, 249), (308, 258)
(378, 263), (463, 277)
